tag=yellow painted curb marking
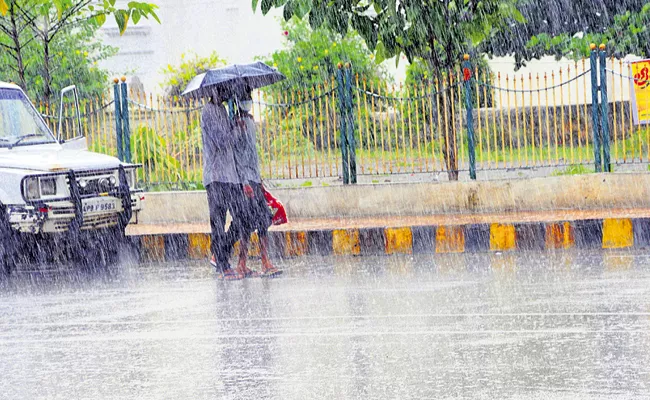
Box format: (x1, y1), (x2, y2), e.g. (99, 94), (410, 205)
(490, 223), (516, 252)
(603, 218), (634, 249)
(333, 229), (361, 256)
(188, 233), (211, 260)
(385, 227), (413, 255)
(436, 226), (465, 253)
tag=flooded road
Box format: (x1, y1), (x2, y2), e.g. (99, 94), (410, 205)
(2, 252), (650, 399)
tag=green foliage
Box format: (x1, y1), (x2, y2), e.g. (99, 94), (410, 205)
(89, 123), (206, 190)
(255, 0), (522, 73)
(0, 22), (117, 101)
(160, 51), (227, 97)
(483, 0), (648, 67)
(255, 0), (522, 181)
(0, 0), (159, 101)
(405, 57), (494, 107)
(552, 165), (594, 176)
(525, 4), (650, 60)
(261, 17), (385, 91)
(130, 125), (182, 184)
(170, 120), (202, 158)
(263, 112), (317, 157)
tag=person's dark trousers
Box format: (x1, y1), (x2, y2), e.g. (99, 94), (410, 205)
(206, 182), (243, 273)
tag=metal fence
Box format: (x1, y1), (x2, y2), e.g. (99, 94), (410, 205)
(39, 46), (650, 190)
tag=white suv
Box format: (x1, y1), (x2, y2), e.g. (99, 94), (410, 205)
(0, 82), (144, 274)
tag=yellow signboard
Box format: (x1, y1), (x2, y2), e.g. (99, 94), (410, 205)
(630, 59), (650, 125)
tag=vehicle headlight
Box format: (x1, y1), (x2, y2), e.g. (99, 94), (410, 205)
(24, 177), (39, 200)
(40, 178), (57, 196)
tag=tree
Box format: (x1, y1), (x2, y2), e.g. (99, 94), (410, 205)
(482, 0), (649, 67)
(0, 1), (35, 89)
(0, 18), (117, 100)
(0, 0), (159, 102)
(254, 0), (523, 180)
(261, 17), (386, 92)
(522, 4), (650, 62)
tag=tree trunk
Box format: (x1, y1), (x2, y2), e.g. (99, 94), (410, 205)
(42, 14), (52, 104)
(426, 53), (460, 181)
(43, 39), (52, 103)
(8, 4), (26, 89)
(438, 87), (459, 181)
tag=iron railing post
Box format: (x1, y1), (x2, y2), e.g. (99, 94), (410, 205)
(599, 44), (611, 172)
(463, 55), (476, 180)
(120, 77), (132, 164)
(344, 64), (357, 184)
(113, 78), (124, 162)
(336, 65), (350, 184)
(590, 44), (602, 172)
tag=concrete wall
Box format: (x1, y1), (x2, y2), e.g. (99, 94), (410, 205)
(138, 173), (650, 224)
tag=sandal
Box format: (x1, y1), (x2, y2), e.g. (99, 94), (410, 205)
(261, 267), (283, 278)
(242, 269), (262, 278)
(217, 268), (244, 281)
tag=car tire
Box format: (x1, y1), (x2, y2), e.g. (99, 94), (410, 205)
(88, 225), (125, 268)
(0, 207), (16, 275)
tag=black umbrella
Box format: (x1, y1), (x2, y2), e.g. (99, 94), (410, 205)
(182, 61), (285, 97)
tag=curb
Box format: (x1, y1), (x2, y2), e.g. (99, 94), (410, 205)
(128, 218), (650, 263)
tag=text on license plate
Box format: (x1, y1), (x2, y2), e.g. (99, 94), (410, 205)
(82, 200), (117, 213)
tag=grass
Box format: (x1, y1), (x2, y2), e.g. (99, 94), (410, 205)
(551, 164), (594, 176)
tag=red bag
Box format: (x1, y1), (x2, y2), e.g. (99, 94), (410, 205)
(263, 186), (288, 225)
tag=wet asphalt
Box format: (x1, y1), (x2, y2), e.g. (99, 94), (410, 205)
(2, 251), (650, 399)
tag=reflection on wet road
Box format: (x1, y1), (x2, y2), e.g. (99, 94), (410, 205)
(2, 252), (650, 399)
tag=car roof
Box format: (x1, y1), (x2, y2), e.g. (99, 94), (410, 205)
(0, 81), (23, 90)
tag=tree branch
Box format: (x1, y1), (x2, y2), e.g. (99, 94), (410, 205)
(13, 2), (45, 40)
(21, 35), (37, 47)
(16, 11), (40, 35)
(0, 42), (18, 56)
(0, 22), (14, 36)
(49, 0), (93, 34)
(57, 11), (109, 32)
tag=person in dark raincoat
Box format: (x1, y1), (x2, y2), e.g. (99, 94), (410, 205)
(232, 88), (282, 278)
(202, 87), (246, 280)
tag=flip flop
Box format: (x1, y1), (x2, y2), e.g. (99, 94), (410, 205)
(217, 269), (244, 281)
(243, 269), (262, 278)
(261, 268), (283, 278)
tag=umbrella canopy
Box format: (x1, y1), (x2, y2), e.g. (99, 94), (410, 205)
(182, 61), (285, 97)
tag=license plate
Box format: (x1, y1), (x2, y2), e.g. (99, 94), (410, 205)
(82, 198), (118, 214)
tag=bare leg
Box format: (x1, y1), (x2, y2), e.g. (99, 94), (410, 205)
(237, 236), (251, 275)
(260, 235), (275, 272)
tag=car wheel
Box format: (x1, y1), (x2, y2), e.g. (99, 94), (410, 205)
(0, 208), (16, 275)
(90, 225), (125, 267)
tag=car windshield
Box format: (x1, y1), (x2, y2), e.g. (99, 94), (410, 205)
(0, 88), (56, 147)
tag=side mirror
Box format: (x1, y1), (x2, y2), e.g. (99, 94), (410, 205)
(58, 85), (83, 143)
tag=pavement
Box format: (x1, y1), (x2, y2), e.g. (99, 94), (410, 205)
(2, 253), (650, 399)
(125, 208), (650, 262)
